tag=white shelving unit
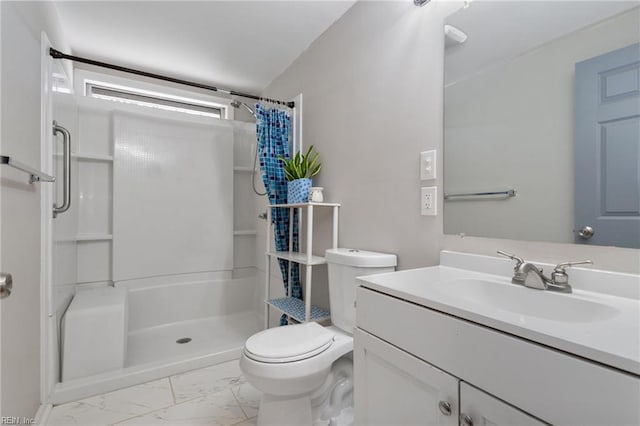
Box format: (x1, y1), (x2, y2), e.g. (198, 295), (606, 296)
(264, 202), (340, 327)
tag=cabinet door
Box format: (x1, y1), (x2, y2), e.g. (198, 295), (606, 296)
(459, 382), (548, 426)
(354, 329), (458, 426)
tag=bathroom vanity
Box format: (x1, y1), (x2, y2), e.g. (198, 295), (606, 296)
(354, 251), (640, 426)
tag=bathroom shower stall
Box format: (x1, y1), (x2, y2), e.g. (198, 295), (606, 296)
(43, 60), (270, 403)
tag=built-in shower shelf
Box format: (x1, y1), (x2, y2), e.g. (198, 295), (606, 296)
(75, 153), (114, 161)
(55, 152), (114, 161)
(266, 297), (330, 323)
(75, 234), (113, 241)
(234, 230), (257, 236)
(267, 251), (326, 265)
(233, 166), (253, 173)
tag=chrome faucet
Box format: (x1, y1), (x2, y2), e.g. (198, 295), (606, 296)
(497, 250), (592, 293)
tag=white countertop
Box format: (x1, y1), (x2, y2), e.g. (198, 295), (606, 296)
(358, 260), (640, 376)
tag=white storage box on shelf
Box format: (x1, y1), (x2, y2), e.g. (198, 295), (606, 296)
(62, 287), (128, 381)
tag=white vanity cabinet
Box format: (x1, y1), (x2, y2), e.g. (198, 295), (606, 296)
(354, 285), (640, 426)
(354, 329), (459, 426)
(355, 329), (545, 426)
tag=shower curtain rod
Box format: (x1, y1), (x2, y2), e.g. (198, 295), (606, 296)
(49, 48), (295, 109)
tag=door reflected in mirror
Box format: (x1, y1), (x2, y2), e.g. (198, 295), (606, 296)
(443, 1), (640, 249)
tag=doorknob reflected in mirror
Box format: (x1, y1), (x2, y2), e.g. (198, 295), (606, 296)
(0, 272), (12, 299)
(578, 226), (594, 239)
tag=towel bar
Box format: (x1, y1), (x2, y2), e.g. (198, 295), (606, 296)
(444, 189), (516, 200)
(1, 155), (55, 183)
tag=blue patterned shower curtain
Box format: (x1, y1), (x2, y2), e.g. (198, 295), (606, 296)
(256, 104), (301, 326)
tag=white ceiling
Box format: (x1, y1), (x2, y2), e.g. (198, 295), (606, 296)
(53, 1), (355, 95)
(445, 1), (640, 85)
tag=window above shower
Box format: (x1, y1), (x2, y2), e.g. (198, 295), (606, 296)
(85, 81), (225, 119)
(74, 69), (234, 120)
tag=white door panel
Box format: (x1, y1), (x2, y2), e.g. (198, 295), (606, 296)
(354, 329), (459, 426)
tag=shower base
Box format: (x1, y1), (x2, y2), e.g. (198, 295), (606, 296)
(50, 272), (262, 405)
(126, 311), (260, 366)
(51, 311), (260, 405)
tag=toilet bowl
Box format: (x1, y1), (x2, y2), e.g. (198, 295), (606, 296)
(240, 248), (396, 426)
(240, 323), (354, 425)
(240, 323), (353, 397)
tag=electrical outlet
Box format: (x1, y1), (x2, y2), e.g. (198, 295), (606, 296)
(421, 186), (437, 216)
(420, 150), (437, 180)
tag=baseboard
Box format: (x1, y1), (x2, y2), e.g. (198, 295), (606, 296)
(34, 403), (53, 425)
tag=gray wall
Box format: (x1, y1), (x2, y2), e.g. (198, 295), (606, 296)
(263, 1), (456, 270)
(262, 0), (640, 274)
(1, 1), (67, 417)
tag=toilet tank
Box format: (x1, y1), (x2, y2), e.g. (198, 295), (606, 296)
(325, 248), (396, 333)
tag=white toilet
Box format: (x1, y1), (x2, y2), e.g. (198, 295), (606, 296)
(240, 248), (396, 426)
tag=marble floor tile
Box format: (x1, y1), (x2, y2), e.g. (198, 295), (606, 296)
(170, 360), (243, 403)
(117, 389), (246, 426)
(48, 379), (174, 425)
(231, 382), (261, 419)
(230, 417), (257, 426)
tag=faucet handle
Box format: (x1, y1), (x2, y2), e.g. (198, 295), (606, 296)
(551, 260), (593, 285)
(553, 260), (593, 272)
(496, 250), (525, 268)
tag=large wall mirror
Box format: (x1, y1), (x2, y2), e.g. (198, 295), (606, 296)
(444, 1), (640, 249)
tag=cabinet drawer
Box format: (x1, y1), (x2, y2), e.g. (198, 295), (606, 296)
(356, 287), (640, 426)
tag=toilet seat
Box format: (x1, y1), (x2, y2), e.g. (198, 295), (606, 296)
(244, 322), (335, 363)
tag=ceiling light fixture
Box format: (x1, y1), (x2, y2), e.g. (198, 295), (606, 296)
(414, 0), (431, 6)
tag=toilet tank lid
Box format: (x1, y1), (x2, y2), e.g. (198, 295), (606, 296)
(325, 248), (397, 268)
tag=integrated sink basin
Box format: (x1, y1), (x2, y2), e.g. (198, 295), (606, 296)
(357, 251), (640, 375)
(433, 278), (620, 323)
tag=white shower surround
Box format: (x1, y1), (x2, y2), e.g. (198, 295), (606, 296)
(46, 94), (264, 403)
(112, 111), (234, 281)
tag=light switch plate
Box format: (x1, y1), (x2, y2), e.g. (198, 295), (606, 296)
(420, 150), (437, 180)
(421, 186), (437, 216)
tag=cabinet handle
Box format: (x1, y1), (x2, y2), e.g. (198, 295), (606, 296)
(460, 414), (474, 426)
(438, 401), (452, 416)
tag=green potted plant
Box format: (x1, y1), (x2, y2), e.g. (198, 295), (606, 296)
(279, 145), (322, 203)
